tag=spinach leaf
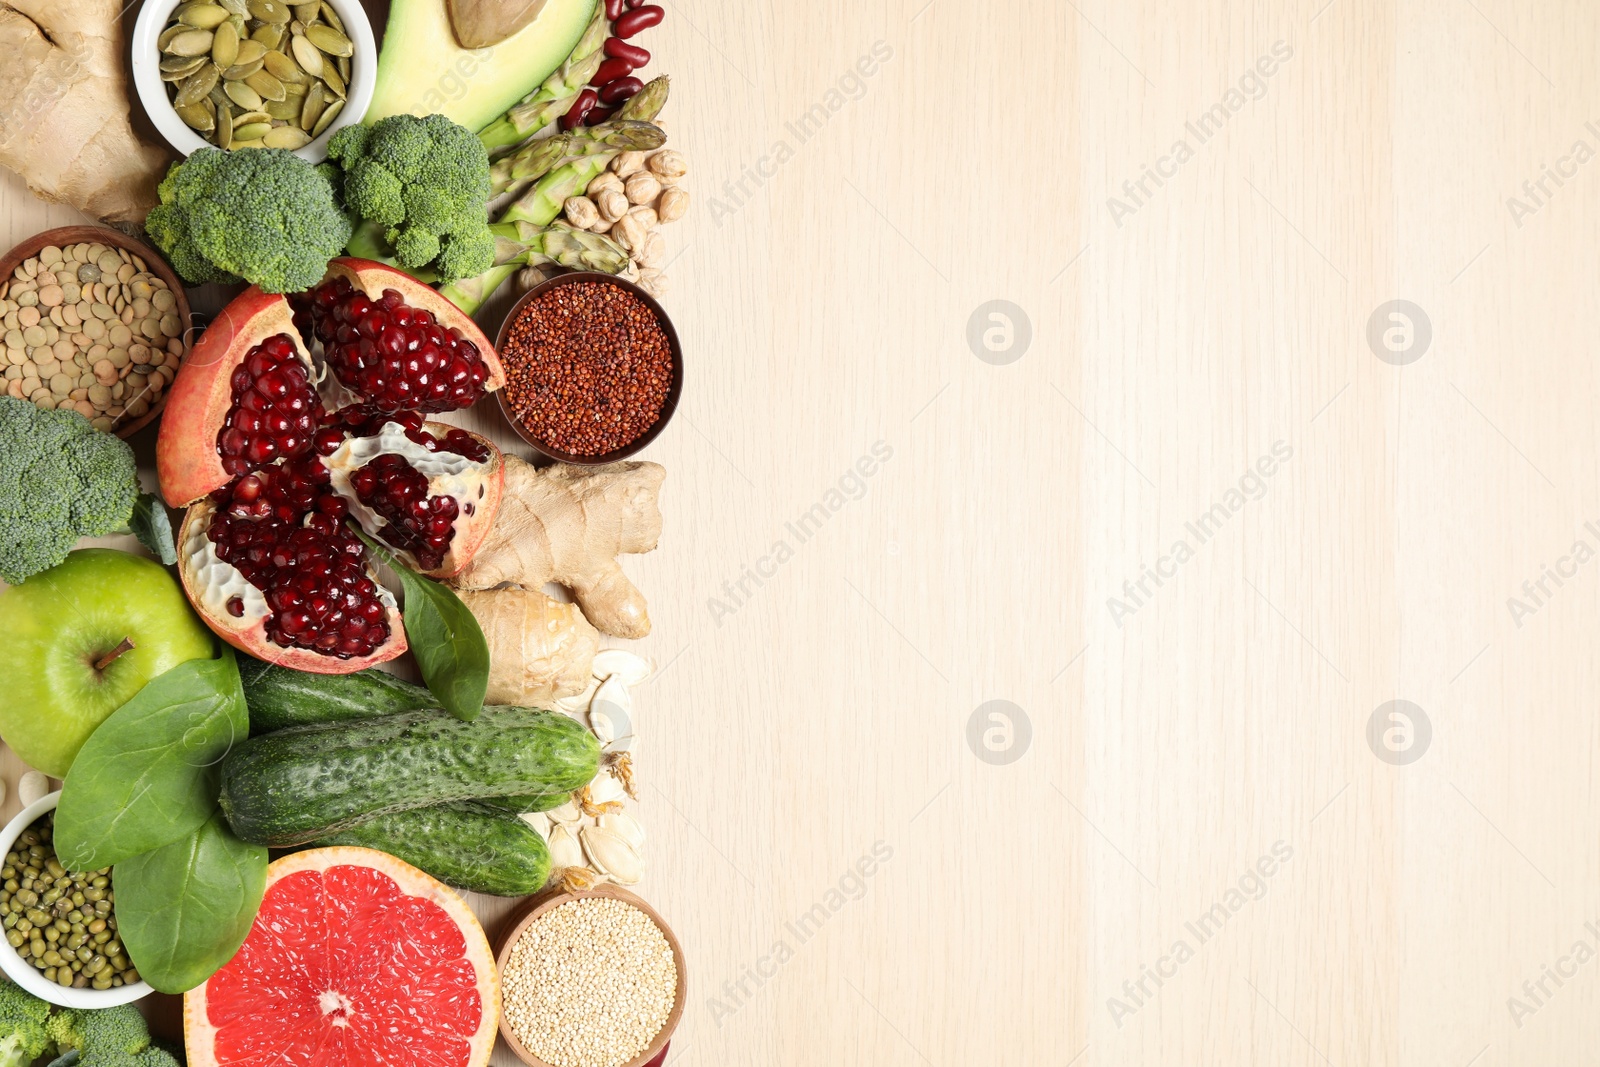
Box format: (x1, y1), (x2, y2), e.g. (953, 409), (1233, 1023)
(356, 530), (488, 721)
(55, 648), (246, 870)
(127, 492), (177, 565)
(114, 812), (267, 994)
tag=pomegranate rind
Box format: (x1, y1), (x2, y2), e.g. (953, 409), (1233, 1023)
(326, 422), (505, 580)
(176, 500), (409, 675)
(183, 847), (499, 1067)
(157, 288), (315, 508)
(323, 258), (506, 393)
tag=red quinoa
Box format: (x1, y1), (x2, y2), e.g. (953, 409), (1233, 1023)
(500, 280), (673, 457)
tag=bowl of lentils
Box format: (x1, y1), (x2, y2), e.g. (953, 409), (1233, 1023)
(495, 273), (682, 465)
(0, 791), (150, 1007)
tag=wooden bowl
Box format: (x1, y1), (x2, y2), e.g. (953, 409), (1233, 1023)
(492, 882), (688, 1067)
(494, 272), (683, 466)
(0, 225), (193, 438)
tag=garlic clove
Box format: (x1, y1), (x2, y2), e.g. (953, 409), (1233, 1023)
(17, 771), (49, 808)
(592, 649), (651, 687)
(580, 825), (643, 885)
(546, 822), (584, 869)
(598, 811), (645, 849)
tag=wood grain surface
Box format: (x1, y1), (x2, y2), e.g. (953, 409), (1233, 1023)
(5, 0), (1600, 1063)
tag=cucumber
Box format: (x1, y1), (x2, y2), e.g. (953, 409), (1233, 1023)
(479, 790), (574, 815)
(241, 661), (437, 734)
(219, 707), (601, 846)
(314, 802), (551, 896)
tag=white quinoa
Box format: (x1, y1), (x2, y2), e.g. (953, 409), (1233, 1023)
(502, 897), (677, 1067)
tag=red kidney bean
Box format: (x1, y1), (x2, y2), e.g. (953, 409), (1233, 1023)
(613, 5), (663, 38)
(597, 76), (643, 106)
(560, 88), (599, 131)
(604, 37), (651, 66)
(591, 56), (635, 86)
(604, 0), (624, 18)
(625, 0), (646, 7)
(583, 106), (617, 126)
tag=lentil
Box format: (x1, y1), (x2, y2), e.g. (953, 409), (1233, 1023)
(0, 812), (137, 990)
(500, 280), (673, 458)
(501, 897), (677, 1067)
(2, 242), (185, 428)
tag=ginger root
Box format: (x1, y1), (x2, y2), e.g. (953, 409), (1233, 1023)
(0, 1), (174, 223)
(458, 587), (599, 706)
(453, 458), (665, 639)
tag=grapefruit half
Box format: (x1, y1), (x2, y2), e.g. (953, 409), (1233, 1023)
(185, 847), (499, 1067)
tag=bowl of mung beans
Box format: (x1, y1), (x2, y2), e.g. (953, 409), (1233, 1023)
(0, 791), (151, 1008)
(0, 226), (193, 438)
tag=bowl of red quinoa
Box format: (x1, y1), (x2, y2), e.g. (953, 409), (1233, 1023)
(495, 273), (682, 464)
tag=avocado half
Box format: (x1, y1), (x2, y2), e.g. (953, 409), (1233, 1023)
(365, 0), (598, 132)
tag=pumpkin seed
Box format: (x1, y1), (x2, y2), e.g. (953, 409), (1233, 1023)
(320, 63), (346, 98)
(158, 25), (185, 50)
(232, 122), (272, 140)
(223, 80), (262, 110)
(289, 35), (323, 77)
(310, 96), (343, 138)
(177, 3), (230, 28)
(299, 82), (325, 130)
(244, 69), (286, 101)
(173, 64), (220, 107)
(282, 80), (309, 97)
(247, 0), (290, 23)
(218, 0), (248, 14)
(233, 39), (268, 65)
(211, 21), (239, 67)
(319, 2), (343, 32)
(232, 139), (266, 149)
(303, 23), (351, 57)
(289, 19), (306, 36)
(263, 126), (311, 150)
(216, 111), (234, 149)
(251, 24), (283, 48)
(232, 110), (272, 126)
(292, 1), (319, 20)
(222, 58), (263, 80)
(164, 29), (215, 56)
(175, 103), (215, 132)
(263, 49), (305, 82)
(160, 53), (205, 73)
(207, 82), (231, 109)
(264, 98), (301, 120)
(336, 55), (349, 81)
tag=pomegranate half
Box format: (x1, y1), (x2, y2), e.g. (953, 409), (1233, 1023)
(157, 259), (505, 674)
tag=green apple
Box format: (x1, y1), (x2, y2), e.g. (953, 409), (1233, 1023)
(0, 548), (214, 775)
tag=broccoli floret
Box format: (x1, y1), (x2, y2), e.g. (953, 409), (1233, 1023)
(326, 114), (494, 283)
(46, 1004), (151, 1067)
(144, 148), (351, 294)
(130, 1046), (182, 1067)
(0, 979), (51, 1067)
(0, 398), (141, 585)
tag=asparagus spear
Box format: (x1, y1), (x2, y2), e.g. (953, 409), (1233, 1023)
(442, 223), (630, 316)
(478, 8), (609, 153)
(616, 75), (670, 122)
(498, 155), (618, 228)
(489, 122), (666, 200)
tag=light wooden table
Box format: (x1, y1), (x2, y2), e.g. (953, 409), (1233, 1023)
(6, 0), (1600, 1063)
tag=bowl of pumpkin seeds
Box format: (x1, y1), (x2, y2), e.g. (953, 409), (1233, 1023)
(131, 0), (376, 162)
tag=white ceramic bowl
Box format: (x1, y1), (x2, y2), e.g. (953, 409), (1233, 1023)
(0, 791), (152, 1008)
(130, 0), (376, 164)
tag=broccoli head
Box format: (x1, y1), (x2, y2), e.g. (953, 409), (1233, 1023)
(0, 398), (141, 586)
(0, 979), (51, 1067)
(145, 148), (351, 294)
(46, 1004), (151, 1067)
(326, 114), (494, 284)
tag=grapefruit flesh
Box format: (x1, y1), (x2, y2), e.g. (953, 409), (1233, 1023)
(186, 847), (499, 1067)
